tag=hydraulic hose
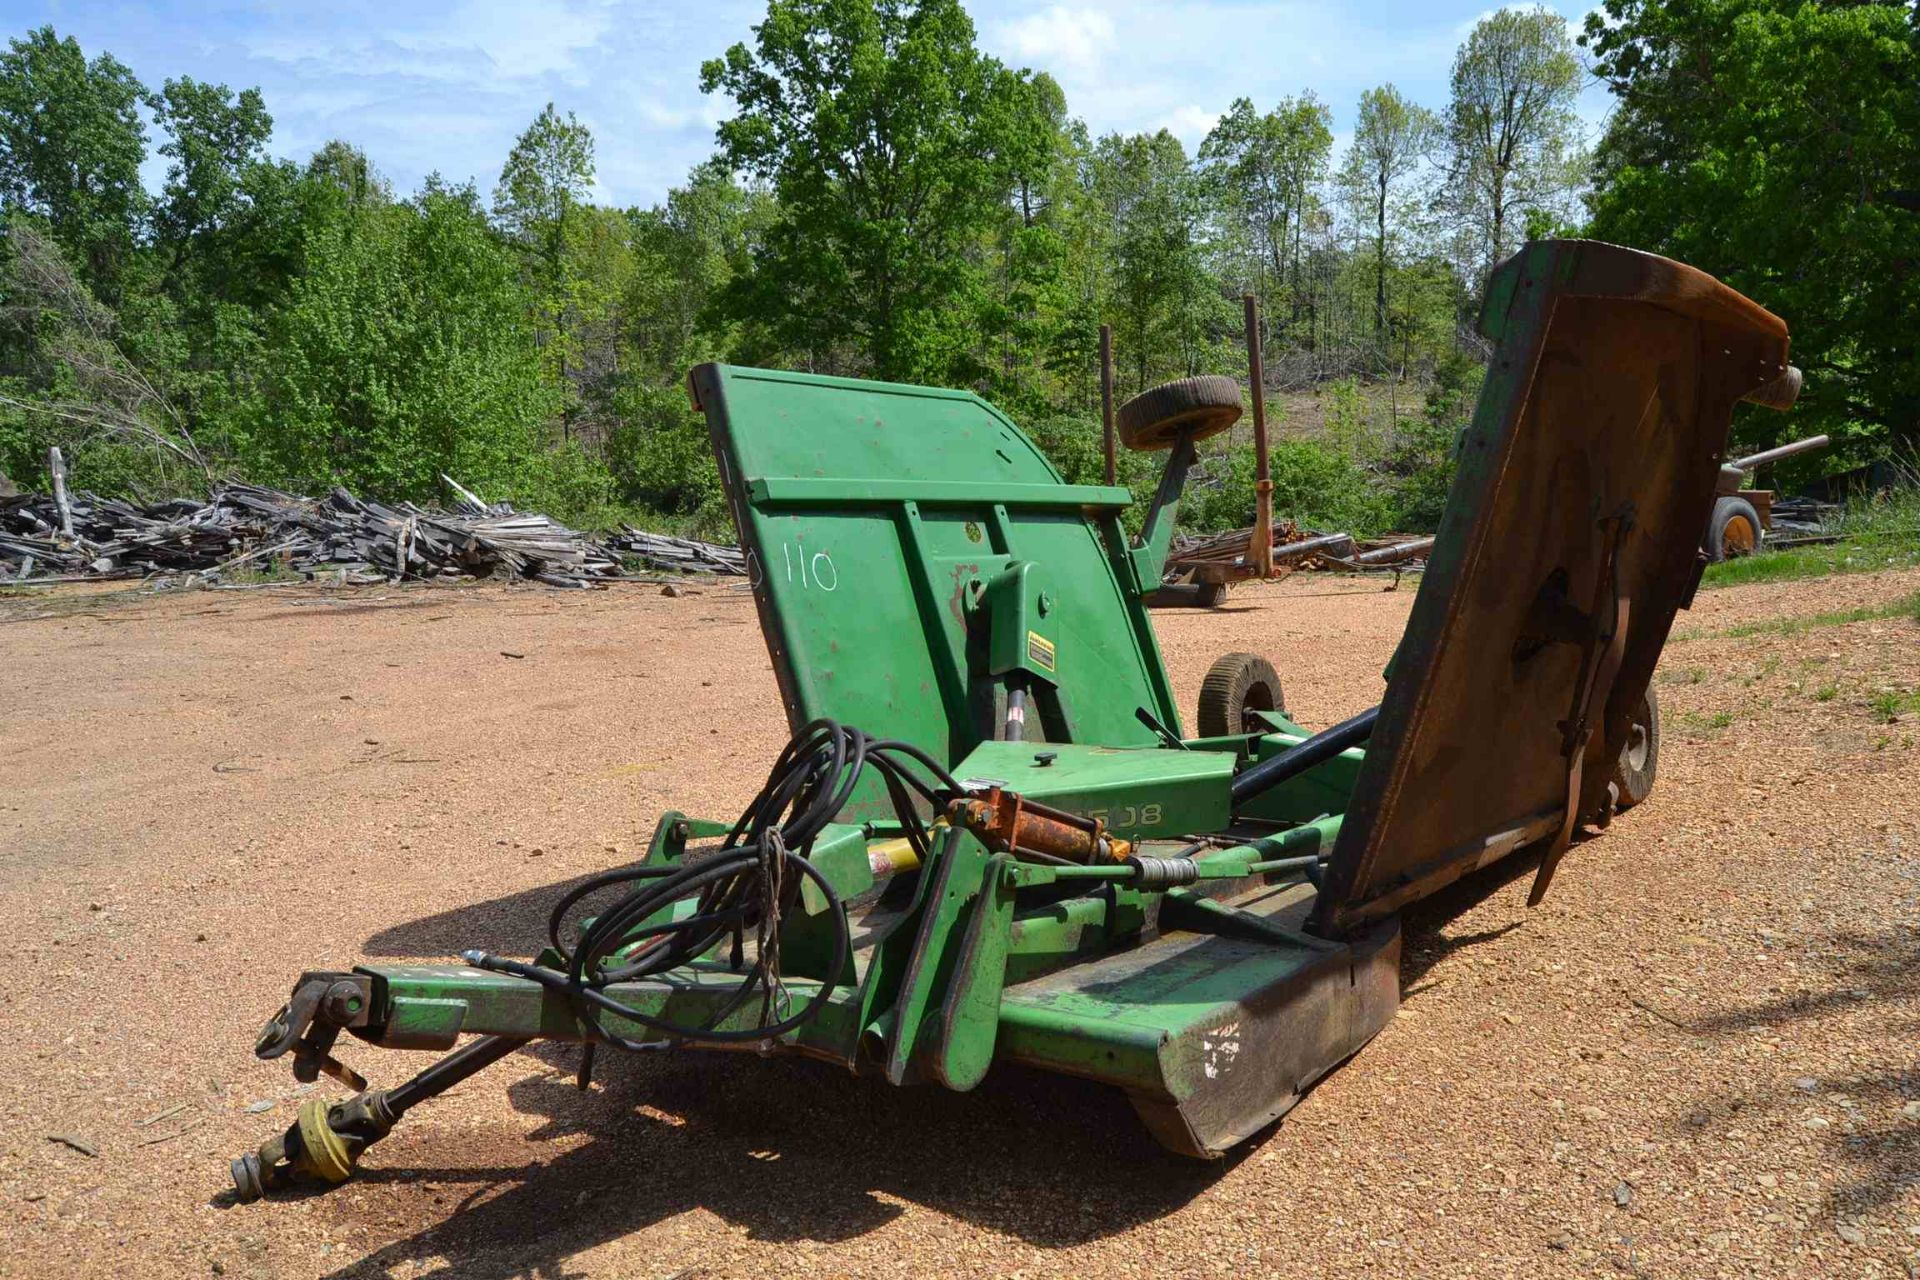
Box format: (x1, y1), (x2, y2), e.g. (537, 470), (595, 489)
(464, 719), (959, 1050)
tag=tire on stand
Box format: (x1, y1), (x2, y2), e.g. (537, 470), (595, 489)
(1198, 652), (1285, 737)
(1115, 376), (1243, 451)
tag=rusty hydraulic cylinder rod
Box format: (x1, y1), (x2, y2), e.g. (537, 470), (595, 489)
(1728, 433), (1829, 472)
(1230, 706), (1380, 807)
(952, 787), (1130, 863)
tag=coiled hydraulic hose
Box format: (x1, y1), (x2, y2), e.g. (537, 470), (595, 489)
(464, 719), (959, 1049)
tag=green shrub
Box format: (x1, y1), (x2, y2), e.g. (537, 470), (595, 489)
(605, 382), (724, 519)
(1181, 436), (1392, 536)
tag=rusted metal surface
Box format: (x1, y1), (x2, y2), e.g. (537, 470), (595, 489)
(1166, 524), (1356, 585)
(1311, 240), (1796, 936)
(1720, 507), (1761, 553)
(950, 785), (1130, 864)
(1347, 535), (1435, 566)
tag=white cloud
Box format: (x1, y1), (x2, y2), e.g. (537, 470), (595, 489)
(993, 6), (1117, 79)
(243, 0), (614, 85)
(1158, 103), (1221, 146)
(426, 0), (614, 80)
(30, 0), (1613, 208)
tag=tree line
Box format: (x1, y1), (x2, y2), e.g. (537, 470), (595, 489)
(0, 0), (1911, 537)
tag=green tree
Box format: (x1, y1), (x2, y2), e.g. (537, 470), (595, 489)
(1092, 130), (1230, 393)
(494, 102), (597, 437)
(1584, 0), (1920, 454)
(0, 27), (148, 300)
(1200, 94), (1333, 320)
(244, 182), (562, 501)
(1337, 85), (1438, 336)
(0, 217), (206, 490)
(604, 164), (772, 521)
(1442, 8), (1584, 278)
(700, 0), (1048, 383)
(308, 140), (389, 208)
(493, 103), (596, 251)
(150, 77), (274, 257)
(625, 162), (765, 379)
(978, 73), (1083, 412)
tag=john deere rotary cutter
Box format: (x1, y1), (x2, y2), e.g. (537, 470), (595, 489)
(228, 241), (1802, 1201)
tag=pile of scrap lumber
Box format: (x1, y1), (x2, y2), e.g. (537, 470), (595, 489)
(605, 527), (746, 576)
(1163, 522), (1435, 583)
(2, 480), (641, 588)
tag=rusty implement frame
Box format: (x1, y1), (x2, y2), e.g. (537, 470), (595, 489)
(225, 242), (1799, 1202)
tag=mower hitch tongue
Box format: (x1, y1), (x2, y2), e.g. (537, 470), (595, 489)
(228, 240), (1800, 1201)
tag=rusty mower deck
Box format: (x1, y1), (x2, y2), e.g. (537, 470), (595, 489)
(227, 241), (1800, 1202)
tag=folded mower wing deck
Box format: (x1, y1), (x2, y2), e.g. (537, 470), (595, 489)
(231, 241), (1795, 1197)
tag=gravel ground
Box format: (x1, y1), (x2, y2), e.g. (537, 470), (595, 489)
(1, 567), (1916, 1279)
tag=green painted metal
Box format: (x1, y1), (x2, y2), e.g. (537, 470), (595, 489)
(881, 825), (992, 1085)
(363, 963), (851, 1049)
(955, 739), (1233, 840)
(748, 477), (1133, 509)
(1230, 732), (1368, 827)
(690, 363), (1181, 821)
(980, 560), (1053, 683)
(928, 853), (1019, 1090)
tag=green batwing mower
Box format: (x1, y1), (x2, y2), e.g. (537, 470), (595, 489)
(228, 241), (1803, 1202)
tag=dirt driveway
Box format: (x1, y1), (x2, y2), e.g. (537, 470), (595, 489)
(1, 568), (1916, 1278)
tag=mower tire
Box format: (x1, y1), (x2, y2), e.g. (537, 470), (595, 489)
(1198, 651), (1285, 737)
(1116, 376), (1243, 451)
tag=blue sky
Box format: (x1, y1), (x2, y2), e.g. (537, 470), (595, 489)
(6, 1), (1612, 208)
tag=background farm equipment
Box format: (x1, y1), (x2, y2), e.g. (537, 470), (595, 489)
(227, 241), (1800, 1203)
(1704, 431), (1831, 561)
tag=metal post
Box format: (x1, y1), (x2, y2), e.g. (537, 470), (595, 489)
(1099, 324), (1116, 487)
(1242, 296), (1273, 578)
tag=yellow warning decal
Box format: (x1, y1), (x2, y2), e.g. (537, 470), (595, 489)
(1026, 630), (1056, 672)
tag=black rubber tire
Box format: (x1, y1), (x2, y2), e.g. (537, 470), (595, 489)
(1198, 652), (1285, 737)
(1116, 376), (1243, 451)
(1705, 495), (1763, 562)
(1195, 580), (1228, 608)
(1609, 683), (1659, 810)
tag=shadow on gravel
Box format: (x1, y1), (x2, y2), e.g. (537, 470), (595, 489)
(1687, 926), (1920, 1035)
(317, 1049), (1224, 1278)
(331, 829), (1605, 1276)
(1672, 1057), (1920, 1222)
(1668, 922), (1920, 1221)
(1397, 838), (1548, 991)
(363, 872), (608, 957)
